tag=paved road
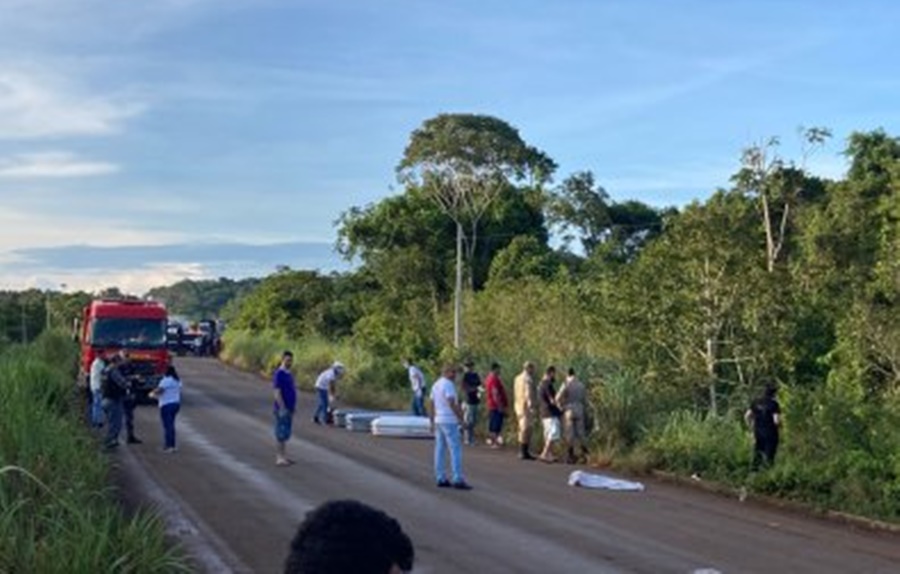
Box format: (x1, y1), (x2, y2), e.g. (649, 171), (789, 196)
(117, 357), (900, 573)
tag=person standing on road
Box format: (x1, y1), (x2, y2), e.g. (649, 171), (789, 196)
(460, 360), (482, 446)
(556, 367), (588, 464)
(101, 354), (129, 449)
(744, 383), (782, 470)
(283, 499), (415, 574)
(537, 366), (562, 463)
(150, 365), (182, 453)
(273, 351), (297, 466)
(118, 351), (143, 445)
(429, 365), (472, 490)
(403, 359), (427, 417)
(89, 351), (107, 428)
(514, 361), (537, 460)
(314, 361), (345, 425)
(484, 362), (508, 448)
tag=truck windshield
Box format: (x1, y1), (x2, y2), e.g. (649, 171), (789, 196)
(90, 318), (167, 349)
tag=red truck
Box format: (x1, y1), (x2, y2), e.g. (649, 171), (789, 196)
(79, 298), (170, 401)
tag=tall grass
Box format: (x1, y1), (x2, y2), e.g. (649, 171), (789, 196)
(222, 330), (409, 410)
(0, 331), (189, 573)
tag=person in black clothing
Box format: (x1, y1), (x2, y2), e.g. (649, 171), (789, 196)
(116, 352), (142, 445)
(460, 360), (482, 446)
(744, 384), (781, 470)
(537, 366), (562, 463)
(102, 354), (129, 449)
(284, 499), (414, 574)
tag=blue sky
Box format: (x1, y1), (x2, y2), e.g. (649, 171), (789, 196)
(1, 0), (898, 293)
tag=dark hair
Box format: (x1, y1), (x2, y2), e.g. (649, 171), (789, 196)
(284, 499), (414, 574)
(490, 362), (501, 371)
(567, 367), (575, 377)
(764, 384), (778, 399)
(283, 350), (294, 359)
(165, 366), (179, 380)
(546, 365), (556, 376)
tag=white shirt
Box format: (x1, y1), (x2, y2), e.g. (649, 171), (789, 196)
(315, 368), (338, 391)
(430, 377), (459, 424)
(408, 365), (426, 394)
(156, 375), (182, 407)
(89, 357), (106, 393)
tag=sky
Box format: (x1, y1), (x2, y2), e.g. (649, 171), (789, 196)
(1, 0), (898, 294)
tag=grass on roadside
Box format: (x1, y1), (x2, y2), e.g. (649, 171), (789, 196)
(0, 331), (190, 573)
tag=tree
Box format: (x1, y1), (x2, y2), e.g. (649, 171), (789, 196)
(547, 170), (610, 255)
(397, 113), (556, 348)
(734, 127), (831, 273)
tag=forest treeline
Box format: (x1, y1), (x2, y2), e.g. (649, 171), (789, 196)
(220, 115), (898, 521)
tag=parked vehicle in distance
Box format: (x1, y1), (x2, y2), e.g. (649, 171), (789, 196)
(79, 298), (170, 402)
(166, 321), (187, 356)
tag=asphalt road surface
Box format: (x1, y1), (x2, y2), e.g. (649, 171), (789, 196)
(116, 357), (900, 573)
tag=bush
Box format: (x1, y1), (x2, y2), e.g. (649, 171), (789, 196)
(641, 410), (751, 480)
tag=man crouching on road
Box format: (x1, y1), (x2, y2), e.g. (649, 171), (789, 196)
(273, 350), (297, 466)
(428, 365), (472, 490)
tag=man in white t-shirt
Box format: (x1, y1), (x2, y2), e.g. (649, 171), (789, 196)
(428, 365), (472, 490)
(403, 358), (427, 417)
(313, 361), (345, 425)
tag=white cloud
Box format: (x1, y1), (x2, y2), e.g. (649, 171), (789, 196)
(0, 262), (210, 295)
(0, 151), (118, 178)
(0, 206), (185, 253)
(0, 68), (143, 139)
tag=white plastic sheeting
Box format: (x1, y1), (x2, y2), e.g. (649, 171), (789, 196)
(567, 471), (645, 491)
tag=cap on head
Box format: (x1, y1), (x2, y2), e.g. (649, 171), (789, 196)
(332, 361), (345, 372)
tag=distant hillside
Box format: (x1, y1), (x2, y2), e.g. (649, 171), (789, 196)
(147, 277), (261, 320)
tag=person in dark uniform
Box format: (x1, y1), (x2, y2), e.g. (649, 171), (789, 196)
(744, 384), (781, 470)
(117, 351), (142, 444)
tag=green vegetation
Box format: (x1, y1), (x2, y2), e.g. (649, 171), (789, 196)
(146, 277), (260, 320)
(0, 331), (188, 573)
(218, 117), (899, 521)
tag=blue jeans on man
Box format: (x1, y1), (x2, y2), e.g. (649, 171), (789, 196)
(102, 397), (124, 448)
(314, 388), (330, 424)
(411, 391), (426, 417)
(434, 422), (464, 484)
(90, 390), (104, 427)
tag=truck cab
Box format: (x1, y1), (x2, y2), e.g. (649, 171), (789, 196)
(80, 298), (170, 401)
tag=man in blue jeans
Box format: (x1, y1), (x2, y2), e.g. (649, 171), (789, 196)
(428, 365), (472, 490)
(273, 351), (297, 466)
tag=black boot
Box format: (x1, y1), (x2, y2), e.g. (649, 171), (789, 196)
(519, 443), (535, 460)
(127, 435), (143, 444)
(566, 447), (577, 465)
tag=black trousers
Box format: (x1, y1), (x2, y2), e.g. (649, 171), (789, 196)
(752, 432), (779, 469)
(124, 396), (137, 439)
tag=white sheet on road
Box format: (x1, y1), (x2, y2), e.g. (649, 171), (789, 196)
(568, 470), (645, 491)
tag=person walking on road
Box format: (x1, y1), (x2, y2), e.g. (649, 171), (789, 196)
(537, 365), (562, 463)
(403, 359), (427, 417)
(484, 362), (508, 448)
(314, 361), (345, 425)
(460, 360), (482, 446)
(88, 351), (107, 428)
(273, 351), (297, 466)
(429, 365), (472, 490)
(514, 361), (538, 461)
(556, 367), (589, 464)
(150, 365), (182, 453)
(745, 383), (781, 470)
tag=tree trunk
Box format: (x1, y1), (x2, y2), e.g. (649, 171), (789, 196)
(454, 222), (463, 349)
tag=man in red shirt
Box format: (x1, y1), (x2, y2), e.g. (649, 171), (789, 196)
(484, 362), (508, 448)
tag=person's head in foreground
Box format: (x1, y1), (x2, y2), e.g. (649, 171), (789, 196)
(284, 499), (414, 574)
